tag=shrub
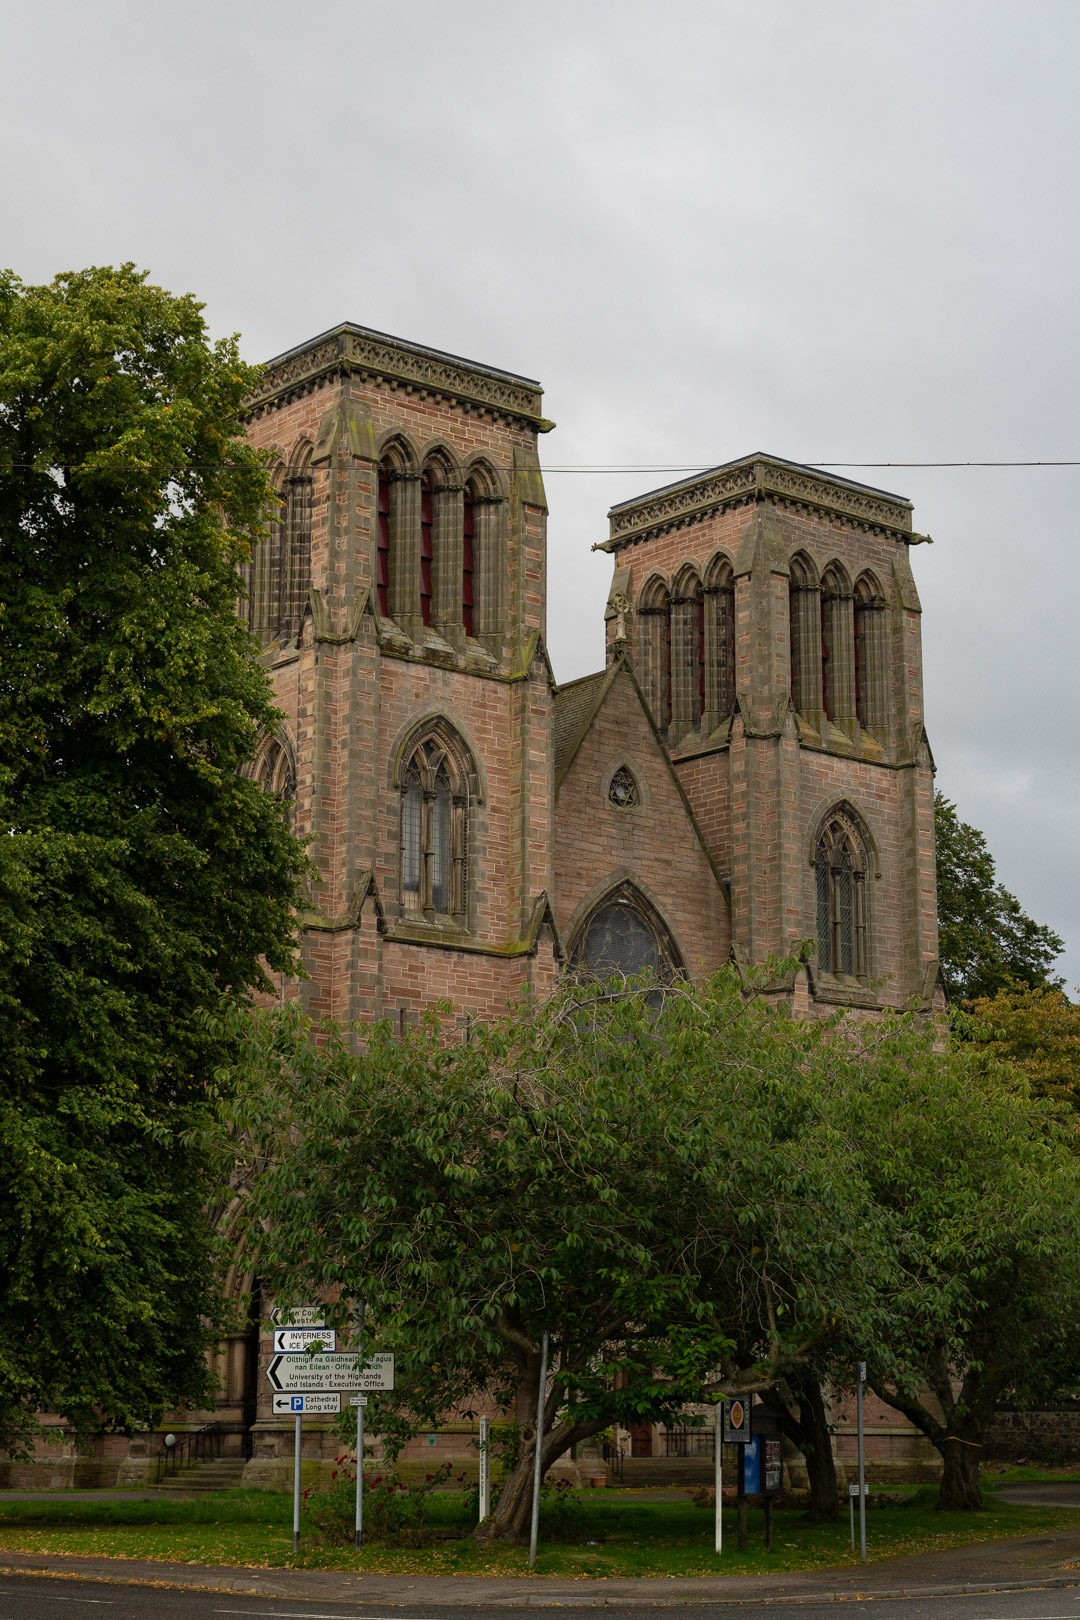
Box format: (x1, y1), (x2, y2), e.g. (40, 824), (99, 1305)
(302, 1458), (453, 1546)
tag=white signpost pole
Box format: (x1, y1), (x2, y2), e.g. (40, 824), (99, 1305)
(857, 1361), (867, 1562)
(527, 1332), (549, 1570)
(479, 1416), (490, 1523)
(714, 1401), (723, 1554)
(292, 1412), (302, 1552)
(354, 1300), (365, 1553)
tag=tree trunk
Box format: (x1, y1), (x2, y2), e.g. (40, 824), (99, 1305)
(761, 1377), (838, 1522)
(938, 1431), (983, 1511)
(796, 1379), (840, 1522)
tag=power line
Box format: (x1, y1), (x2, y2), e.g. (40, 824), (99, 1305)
(1, 459), (1078, 473)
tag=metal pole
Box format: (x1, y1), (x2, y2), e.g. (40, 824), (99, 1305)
(714, 1402), (723, 1554)
(354, 1302), (365, 1552)
(849, 1487), (855, 1550)
(528, 1331), (549, 1569)
(479, 1416), (490, 1524)
(292, 1412), (302, 1553)
(857, 1361), (866, 1562)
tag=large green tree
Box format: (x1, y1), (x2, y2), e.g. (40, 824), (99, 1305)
(856, 1039), (1080, 1510)
(229, 970), (925, 1542)
(0, 264), (308, 1452)
(935, 792), (1063, 1003)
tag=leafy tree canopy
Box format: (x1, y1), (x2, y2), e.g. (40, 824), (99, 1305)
(0, 264), (309, 1451)
(935, 792), (1064, 1003)
(959, 985), (1080, 1112)
(860, 1031), (1080, 1509)
(228, 967), (955, 1542)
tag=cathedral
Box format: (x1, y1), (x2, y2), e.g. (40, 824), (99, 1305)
(5, 321), (945, 1489)
(241, 321), (941, 1028)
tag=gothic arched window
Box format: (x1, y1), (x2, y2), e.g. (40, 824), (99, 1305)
(814, 810), (869, 978)
(399, 723), (472, 923)
(376, 463), (392, 618)
(854, 572), (887, 734)
(820, 564), (855, 725)
(670, 568), (704, 739)
(569, 883), (683, 984)
(637, 578), (672, 733)
(462, 483), (476, 637)
(704, 554), (736, 727)
(280, 446), (313, 641)
(253, 737), (296, 824)
(789, 552), (822, 716)
(419, 472), (434, 628)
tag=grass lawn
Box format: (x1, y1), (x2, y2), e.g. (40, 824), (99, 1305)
(0, 1488), (1079, 1577)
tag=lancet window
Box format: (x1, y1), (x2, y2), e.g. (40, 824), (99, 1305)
(670, 568), (704, 739)
(419, 472), (434, 628)
(637, 578), (672, 732)
(854, 572), (887, 734)
(704, 554), (736, 726)
(399, 722), (472, 924)
(241, 449), (311, 645)
(789, 552), (822, 716)
(252, 737), (296, 825)
(814, 810), (869, 979)
(376, 465), (392, 617)
(462, 484), (476, 636)
(820, 565), (855, 724)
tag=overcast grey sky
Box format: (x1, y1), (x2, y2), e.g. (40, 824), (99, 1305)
(5, 0), (1079, 985)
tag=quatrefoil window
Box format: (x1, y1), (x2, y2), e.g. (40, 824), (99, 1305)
(608, 767), (639, 809)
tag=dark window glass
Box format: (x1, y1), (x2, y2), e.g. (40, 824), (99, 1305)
(402, 769), (422, 911)
(377, 470), (391, 618)
(579, 903), (659, 979)
(462, 488), (475, 637)
(432, 769), (451, 914)
(420, 474), (433, 627)
(816, 850), (831, 973)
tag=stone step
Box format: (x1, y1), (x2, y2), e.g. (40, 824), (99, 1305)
(148, 1459), (248, 1492)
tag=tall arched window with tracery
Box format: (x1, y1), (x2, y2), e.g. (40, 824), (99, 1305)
(670, 568), (704, 739)
(789, 552), (822, 716)
(814, 810), (869, 979)
(853, 572), (887, 734)
(637, 578), (672, 733)
(280, 446), (313, 641)
(419, 472), (434, 627)
(462, 483), (476, 637)
(399, 722), (473, 925)
(704, 554), (736, 728)
(820, 564), (855, 725)
(253, 737), (296, 824)
(376, 463), (392, 617)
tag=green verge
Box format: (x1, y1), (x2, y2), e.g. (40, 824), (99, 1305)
(0, 1490), (1077, 1576)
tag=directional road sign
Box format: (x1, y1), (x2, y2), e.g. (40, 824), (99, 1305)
(273, 1328), (337, 1354)
(268, 1306), (327, 1329)
(266, 1352), (395, 1393)
(272, 1393), (341, 1415)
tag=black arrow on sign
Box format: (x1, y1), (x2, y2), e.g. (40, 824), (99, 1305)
(267, 1356), (284, 1390)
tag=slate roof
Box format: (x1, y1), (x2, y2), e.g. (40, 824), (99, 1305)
(552, 670), (609, 779)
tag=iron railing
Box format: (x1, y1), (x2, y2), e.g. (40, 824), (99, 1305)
(662, 1424), (714, 1457)
(154, 1421), (253, 1482)
(601, 1439), (624, 1481)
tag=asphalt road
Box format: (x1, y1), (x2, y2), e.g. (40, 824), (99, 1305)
(5, 1579), (1080, 1620)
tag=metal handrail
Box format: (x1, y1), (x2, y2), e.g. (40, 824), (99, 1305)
(602, 1439), (624, 1482)
(155, 1421), (223, 1482)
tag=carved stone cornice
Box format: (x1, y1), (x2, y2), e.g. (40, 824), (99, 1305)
(245, 324), (554, 433)
(598, 455), (917, 552)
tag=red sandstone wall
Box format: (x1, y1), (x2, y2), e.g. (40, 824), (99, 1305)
(553, 668), (727, 975)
